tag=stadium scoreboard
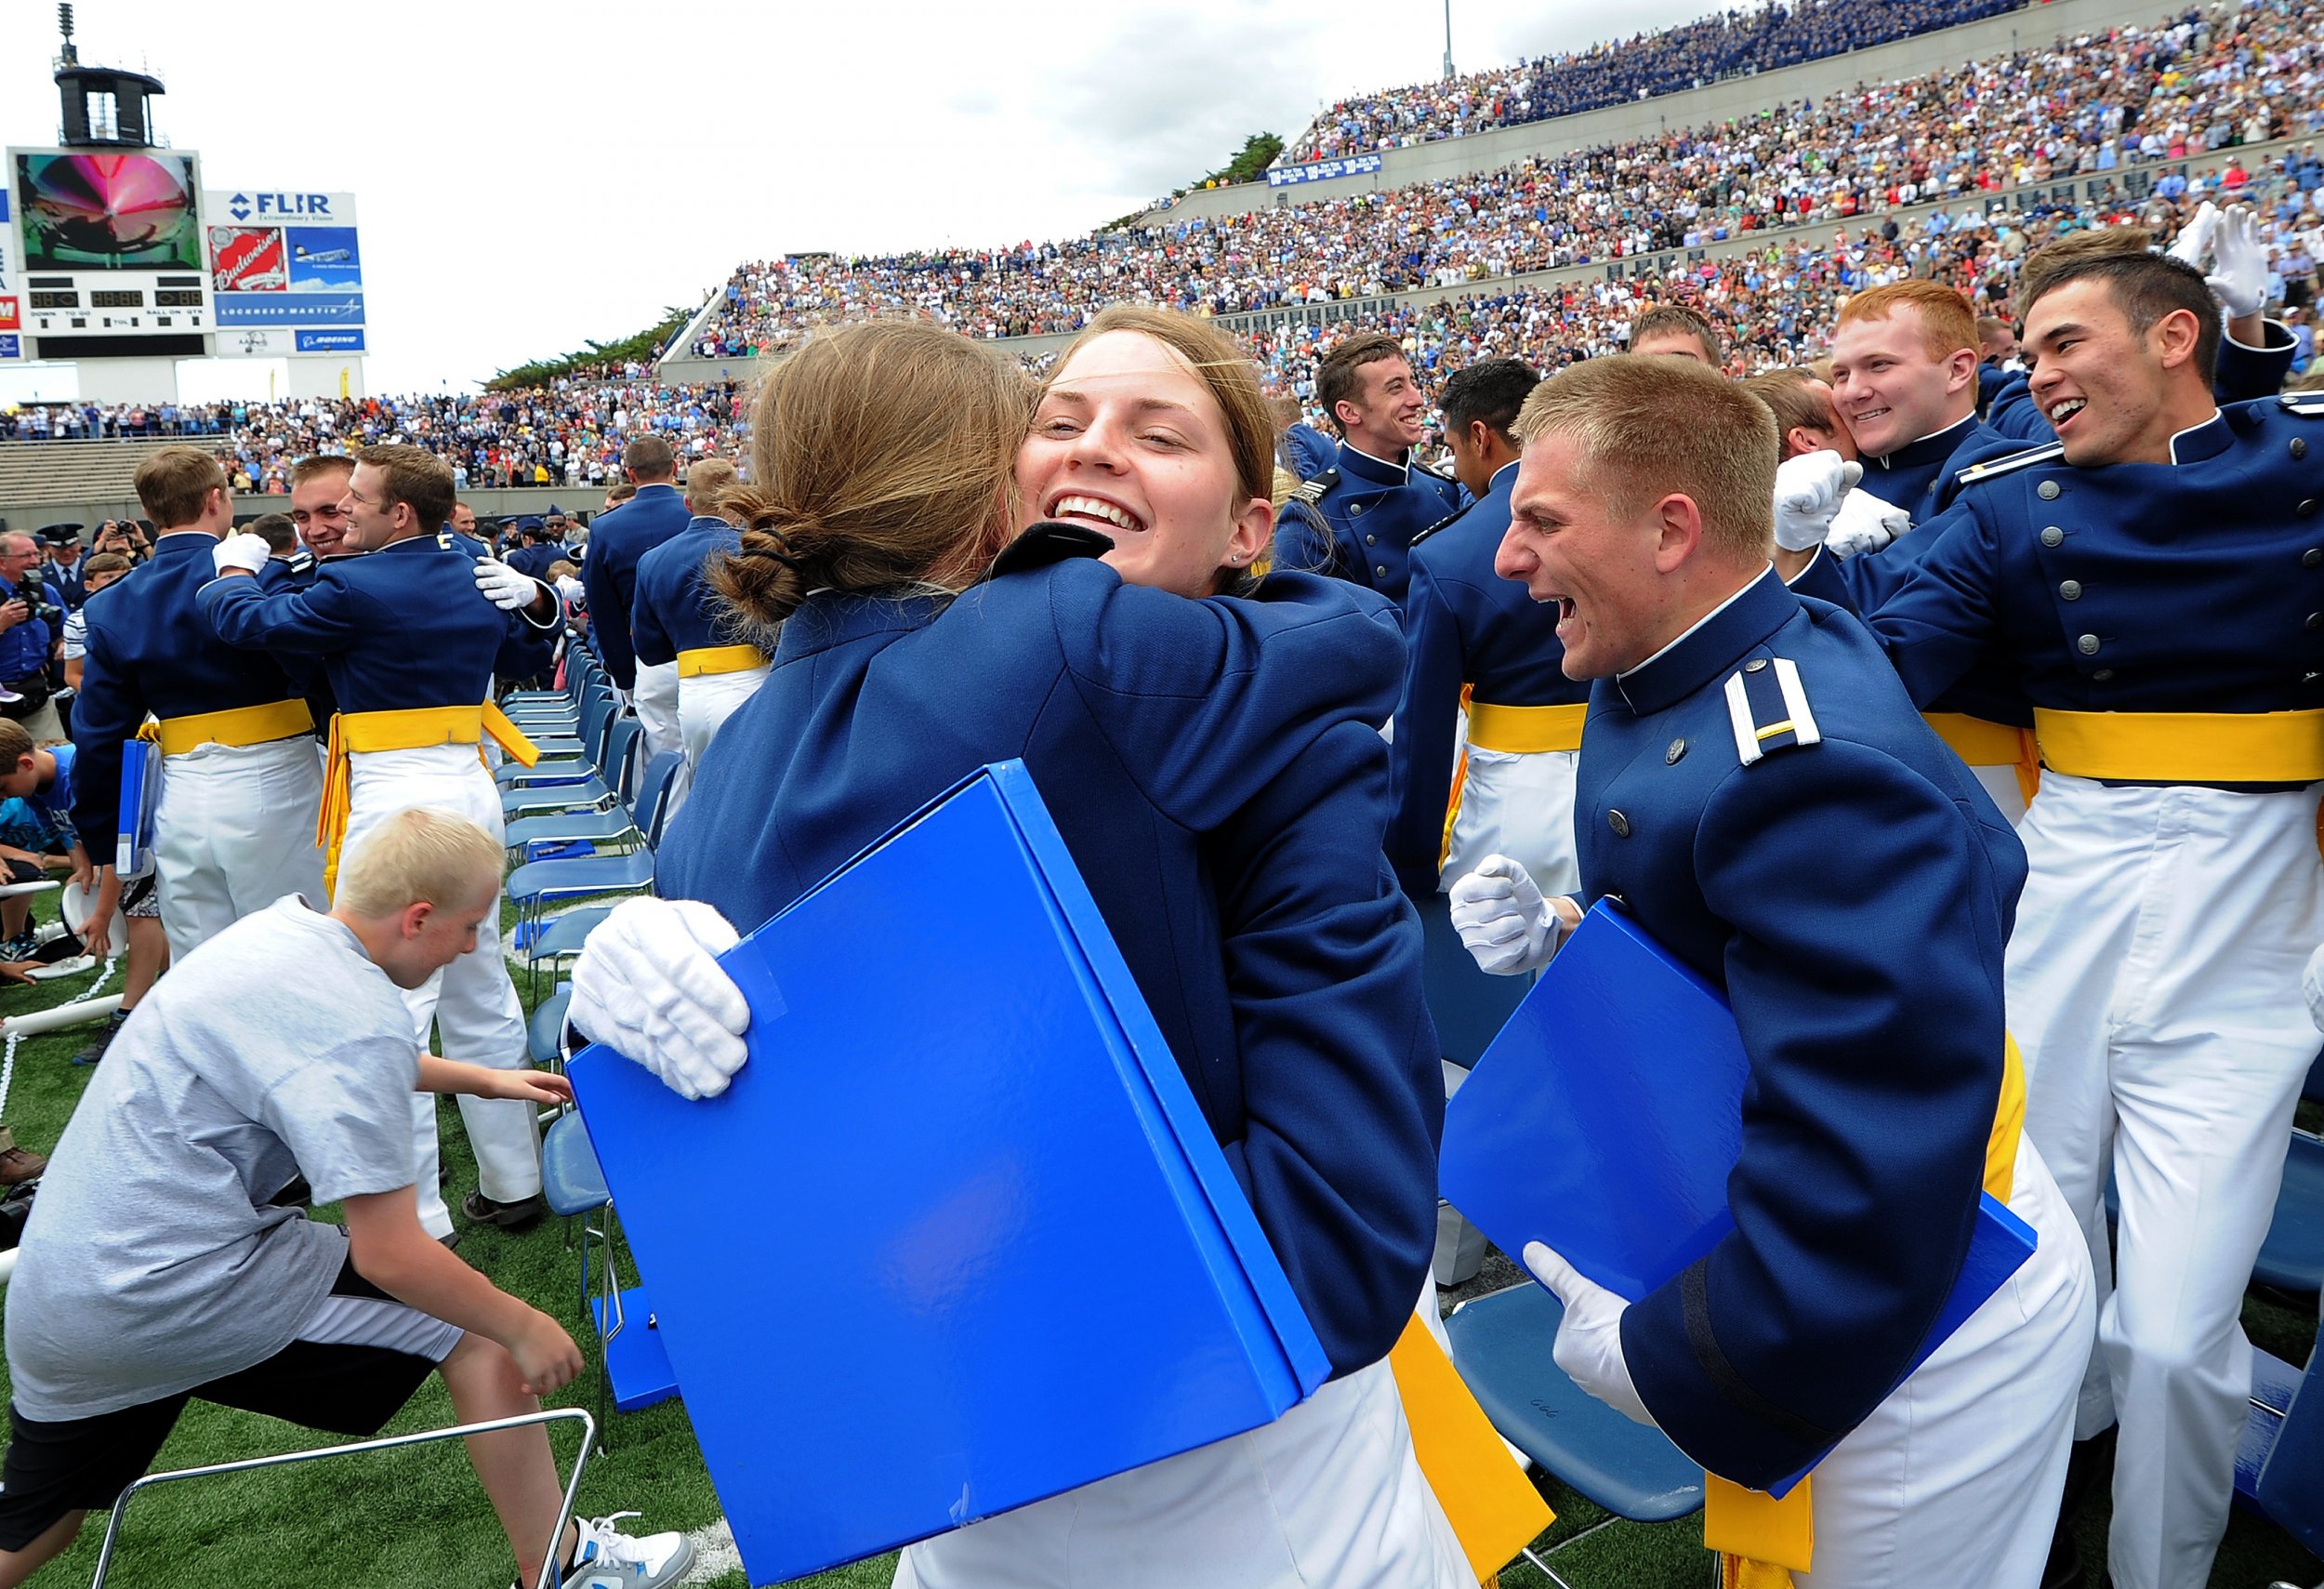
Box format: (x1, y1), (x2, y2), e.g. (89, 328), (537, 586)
(3, 145), (211, 356)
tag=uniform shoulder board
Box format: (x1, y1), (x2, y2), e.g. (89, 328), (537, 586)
(1289, 469), (1339, 507)
(1953, 441), (2066, 487)
(2279, 391), (2324, 417)
(1408, 501), (1473, 549)
(436, 530), (456, 550)
(286, 549), (315, 576)
(1723, 655), (1822, 768)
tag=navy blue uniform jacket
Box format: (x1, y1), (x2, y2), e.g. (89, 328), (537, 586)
(70, 533), (312, 848)
(1386, 459), (1587, 896)
(631, 515), (748, 668)
(582, 483), (692, 690)
(1274, 442), (1468, 606)
(1580, 567), (2025, 1488)
(657, 531), (1444, 1376)
(1838, 402), (2324, 767)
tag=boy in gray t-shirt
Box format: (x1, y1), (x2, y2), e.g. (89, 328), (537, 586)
(0, 809), (692, 1589)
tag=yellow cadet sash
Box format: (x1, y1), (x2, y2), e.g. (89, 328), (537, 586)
(1923, 712), (2041, 805)
(1390, 1314), (1554, 1582)
(2030, 708), (2324, 785)
(676, 643), (767, 678)
(153, 698), (314, 758)
(317, 703), (538, 898)
(1439, 691), (1591, 872)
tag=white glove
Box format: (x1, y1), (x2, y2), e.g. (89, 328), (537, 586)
(569, 897), (751, 1100)
(2167, 199), (2221, 268)
(474, 557), (544, 612)
(1448, 854), (1571, 976)
(1824, 488), (1911, 559)
(2304, 942), (2324, 1033)
(211, 533), (271, 576)
(1773, 450), (1864, 553)
(2205, 204), (2268, 319)
(1523, 1241), (1657, 1425)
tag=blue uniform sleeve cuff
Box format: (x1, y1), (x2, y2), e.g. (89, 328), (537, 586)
(1622, 1262), (1835, 1490)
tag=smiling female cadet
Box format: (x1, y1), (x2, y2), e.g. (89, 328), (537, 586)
(568, 312), (1464, 1589)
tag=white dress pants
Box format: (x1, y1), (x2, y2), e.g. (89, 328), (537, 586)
(2005, 773), (2324, 1589)
(1440, 745), (1580, 898)
(891, 1356), (1469, 1589)
(152, 735), (326, 960)
(1797, 1135), (2093, 1587)
(341, 744), (539, 1238)
(678, 664), (768, 770)
(631, 660), (682, 768)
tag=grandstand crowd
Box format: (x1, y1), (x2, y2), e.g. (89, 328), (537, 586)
(687, 0), (2320, 351)
(1284, 0), (2028, 164)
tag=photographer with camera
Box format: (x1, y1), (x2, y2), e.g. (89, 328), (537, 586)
(91, 521), (151, 566)
(0, 536), (69, 742)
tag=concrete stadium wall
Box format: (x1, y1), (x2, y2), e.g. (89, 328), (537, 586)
(1136, 0), (2193, 227)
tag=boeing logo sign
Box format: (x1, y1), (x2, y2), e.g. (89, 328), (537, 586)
(226, 192), (341, 221)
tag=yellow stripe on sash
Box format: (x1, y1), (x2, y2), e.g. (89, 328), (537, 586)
(1465, 700), (1589, 755)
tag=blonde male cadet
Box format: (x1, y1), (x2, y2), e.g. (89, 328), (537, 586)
(1451, 355), (2091, 1588)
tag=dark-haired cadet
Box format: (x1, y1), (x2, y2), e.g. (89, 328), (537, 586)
(1780, 238), (2324, 1589)
(1387, 358), (1590, 910)
(1274, 334), (1466, 605)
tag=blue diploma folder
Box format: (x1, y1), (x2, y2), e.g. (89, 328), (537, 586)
(1438, 901), (2036, 1491)
(568, 761), (1328, 1585)
(114, 737), (160, 879)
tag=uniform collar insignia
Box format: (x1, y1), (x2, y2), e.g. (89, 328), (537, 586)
(1615, 566), (1797, 717)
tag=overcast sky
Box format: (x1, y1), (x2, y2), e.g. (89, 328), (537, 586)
(0, 0), (1711, 402)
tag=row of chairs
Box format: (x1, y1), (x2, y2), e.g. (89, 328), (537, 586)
(498, 654), (684, 1451)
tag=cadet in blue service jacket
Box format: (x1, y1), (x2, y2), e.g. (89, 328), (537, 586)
(580, 449), (691, 695)
(1810, 311), (2324, 1586)
(1389, 359), (1589, 904)
(1274, 334), (1466, 605)
(73, 447), (324, 963)
(1453, 358), (2089, 1588)
(199, 444), (558, 1243)
(631, 503), (764, 775)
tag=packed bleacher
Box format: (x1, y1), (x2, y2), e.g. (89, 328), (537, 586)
(689, 0), (2318, 353)
(1284, 0), (2029, 165)
(0, 377), (746, 494)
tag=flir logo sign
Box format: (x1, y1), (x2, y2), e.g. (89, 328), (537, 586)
(225, 192), (340, 222)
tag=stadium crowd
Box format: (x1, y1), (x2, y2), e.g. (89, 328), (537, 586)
(688, 0), (2321, 351)
(1284, 0), (2027, 165)
(0, 378), (747, 495)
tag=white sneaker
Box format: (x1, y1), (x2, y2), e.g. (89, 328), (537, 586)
(556, 1514), (693, 1589)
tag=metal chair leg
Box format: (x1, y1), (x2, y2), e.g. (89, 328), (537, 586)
(90, 1407), (595, 1589)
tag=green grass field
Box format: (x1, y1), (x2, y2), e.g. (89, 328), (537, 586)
(0, 903), (2314, 1589)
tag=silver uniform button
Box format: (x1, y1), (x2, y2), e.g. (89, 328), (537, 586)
(2040, 526), (2064, 548)
(1607, 810), (1631, 838)
(2059, 579), (2082, 601)
(2038, 480), (2061, 500)
(1365, 535), (1376, 545)
(1744, 657), (1768, 673)
(2078, 633), (2101, 655)
(1351, 503), (1366, 516)
(1666, 738), (1687, 764)
(1375, 564), (1388, 576)
(2093, 669), (2115, 681)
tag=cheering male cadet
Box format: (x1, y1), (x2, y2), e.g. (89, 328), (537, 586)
(1803, 240), (2324, 1589)
(582, 436), (691, 760)
(629, 458), (762, 785)
(1388, 359), (1589, 904)
(73, 447), (324, 960)
(201, 444), (558, 1242)
(1274, 334), (1466, 606)
(1450, 356), (2091, 1587)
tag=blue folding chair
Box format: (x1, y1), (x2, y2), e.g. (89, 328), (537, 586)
(1446, 1282), (1707, 1582)
(503, 719), (636, 821)
(540, 1110), (680, 1452)
(2236, 1311), (2322, 1565)
(506, 751), (682, 863)
(2257, 1129), (2324, 1300)
(521, 905), (621, 1000)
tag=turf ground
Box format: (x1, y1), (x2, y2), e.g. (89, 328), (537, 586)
(0, 901), (2313, 1589)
